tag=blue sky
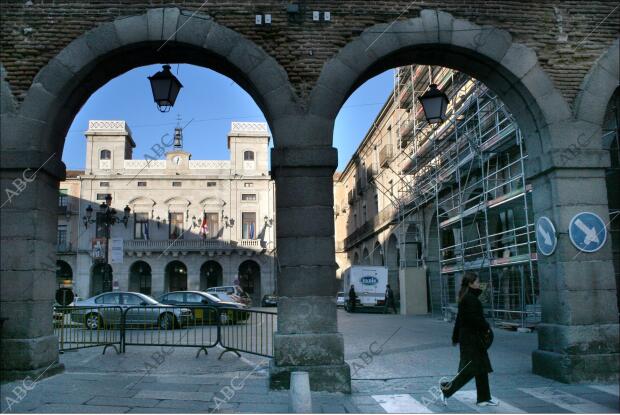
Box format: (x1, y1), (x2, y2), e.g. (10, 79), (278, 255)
(62, 64), (393, 172)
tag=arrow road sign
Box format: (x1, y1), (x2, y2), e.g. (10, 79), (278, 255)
(536, 216), (557, 256)
(569, 212), (607, 253)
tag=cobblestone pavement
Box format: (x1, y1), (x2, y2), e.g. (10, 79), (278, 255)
(1, 312), (618, 413)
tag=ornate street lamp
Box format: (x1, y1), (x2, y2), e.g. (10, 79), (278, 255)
(84, 196), (131, 294)
(147, 64), (183, 112)
(418, 84), (449, 124)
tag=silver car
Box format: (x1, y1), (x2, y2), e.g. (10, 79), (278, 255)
(70, 291), (193, 330)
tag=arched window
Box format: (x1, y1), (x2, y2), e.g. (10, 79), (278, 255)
(243, 151), (254, 161)
(100, 149), (111, 160)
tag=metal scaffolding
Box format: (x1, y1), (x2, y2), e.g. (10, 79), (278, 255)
(383, 64), (541, 328)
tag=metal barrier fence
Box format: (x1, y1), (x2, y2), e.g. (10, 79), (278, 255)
(53, 305), (276, 358)
(53, 306), (123, 354)
(220, 308), (277, 358)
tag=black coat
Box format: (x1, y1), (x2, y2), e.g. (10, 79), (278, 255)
(452, 290), (493, 375)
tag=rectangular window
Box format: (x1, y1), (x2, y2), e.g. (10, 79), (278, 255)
(201, 212), (219, 238)
(134, 212), (149, 240)
(137, 181), (147, 187)
(241, 194), (257, 201)
(243, 183), (253, 188)
(242, 212), (256, 239)
(169, 212), (184, 239)
(57, 225), (67, 247)
(99, 181), (109, 187)
(96, 193), (111, 201)
(207, 181), (217, 187)
(58, 189), (68, 207)
(172, 181), (182, 187)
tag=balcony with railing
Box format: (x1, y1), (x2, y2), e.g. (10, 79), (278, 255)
(348, 189), (355, 205)
(124, 238), (264, 254)
(379, 144), (393, 167)
(57, 242), (72, 253)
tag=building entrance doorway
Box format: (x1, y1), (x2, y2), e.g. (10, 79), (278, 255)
(129, 261), (152, 295)
(165, 261), (187, 293)
(200, 261), (223, 290)
(90, 263), (112, 297)
(238, 260), (260, 305)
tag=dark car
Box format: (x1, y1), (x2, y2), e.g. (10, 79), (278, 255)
(261, 294), (278, 307)
(157, 291), (250, 324)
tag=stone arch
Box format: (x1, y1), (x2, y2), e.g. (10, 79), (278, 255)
(165, 260), (187, 292)
(56, 260), (73, 289)
(372, 241), (384, 266)
(310, 9), (574, 163)
(200, 260), (223, 290)
(129, 260), (152, 295)
(574, 38), (620, 128)
(238, 259), (261, 305)
(90, 263), (113, 297)
(362, 247), (370, 265)
(5, 7), (299, 160)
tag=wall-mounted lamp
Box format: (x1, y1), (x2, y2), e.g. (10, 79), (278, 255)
(264, 216), (273, 227)
(192, 215), (198, 228)
(224, 215), (235, 228)
(156, 215), (161, 228)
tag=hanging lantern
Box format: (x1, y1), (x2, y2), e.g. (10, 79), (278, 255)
(147, 64), (183, 112)
(418, 84), (449, 124)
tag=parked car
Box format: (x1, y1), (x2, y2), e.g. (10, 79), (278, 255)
(71, 292), (193, 330)
(336, 292), (345, 307)
(206, 286), (252, 307)
(157, 291), (249, 324)
(261, 294), (278, 307)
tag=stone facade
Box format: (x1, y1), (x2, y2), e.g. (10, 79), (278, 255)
(1, 3), (618, 389)
(57, 120), (276, 305)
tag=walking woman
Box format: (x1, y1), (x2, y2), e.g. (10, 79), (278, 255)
(440, 272), (498, 406)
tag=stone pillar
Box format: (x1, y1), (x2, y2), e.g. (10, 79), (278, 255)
(0, 152), (65, 381)
(187, 257), (200, 291)
(529, 122), (619, 382)
(269, 146), (351, 393)
(151, 267), (165, 299)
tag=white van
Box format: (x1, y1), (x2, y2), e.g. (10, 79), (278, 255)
(342, 266), (388, 310)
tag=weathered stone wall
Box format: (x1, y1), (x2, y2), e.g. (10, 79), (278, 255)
(1, 1), (618, 103)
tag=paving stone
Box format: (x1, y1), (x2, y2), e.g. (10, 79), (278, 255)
(140, 382), (201, 392)
(33, 403), (132, 413)
(85, 396), (161, 407)
(355, 403), (387, 413)
(156, 399), (218, 410)
(320, 403), (347, 413)
(134, 389), (213, 401)
(237, 402), (290, 413)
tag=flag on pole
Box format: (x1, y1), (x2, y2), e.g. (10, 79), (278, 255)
(144, 221), (150, 240)
(199, 212), (209, 239)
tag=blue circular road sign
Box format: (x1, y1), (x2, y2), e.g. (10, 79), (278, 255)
(568, 212), (607, 253)
(536, 216), (557, 256)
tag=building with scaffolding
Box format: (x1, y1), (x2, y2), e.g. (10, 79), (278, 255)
(334, 65), (543, 328)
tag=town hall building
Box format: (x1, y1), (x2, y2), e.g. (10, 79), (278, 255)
(56, 120), (276, 305)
